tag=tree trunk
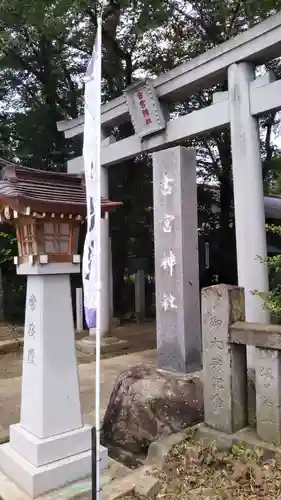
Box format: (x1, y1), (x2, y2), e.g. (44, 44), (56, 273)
(216, 132), (238, 285)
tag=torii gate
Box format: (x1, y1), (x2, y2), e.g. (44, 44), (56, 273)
(58, 12), (281, 374)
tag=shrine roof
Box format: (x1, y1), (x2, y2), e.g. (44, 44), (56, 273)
(0, 159), (121, 216)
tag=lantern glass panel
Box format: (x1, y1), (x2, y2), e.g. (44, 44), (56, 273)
(42, 221), (70, 254)
(60, 239), (69, 253)
(17, 221), (37, 256)
(60, 223), (69, 235)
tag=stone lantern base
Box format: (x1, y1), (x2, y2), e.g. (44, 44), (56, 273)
(0, 435), (108, 499)
(0, 263), (108, 498)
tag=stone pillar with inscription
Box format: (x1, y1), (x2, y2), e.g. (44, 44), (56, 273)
(153, 146), (201, 373)
(202, 284), (247, 433)
(256, 347), (281, 445)
(0, 263), (108, 498)
(0, 164), (122, 498)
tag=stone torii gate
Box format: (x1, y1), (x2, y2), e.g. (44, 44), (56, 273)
(58, 12), (281, 374)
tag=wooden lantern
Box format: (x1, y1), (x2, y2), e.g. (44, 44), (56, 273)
(0, 160), (121, 266)
(14, 214), (81, 264)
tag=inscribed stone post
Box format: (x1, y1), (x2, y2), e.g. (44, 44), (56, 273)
(202, 285), (247, 433)
(153, 146), (201, 373)
(256, 347), (281, 445)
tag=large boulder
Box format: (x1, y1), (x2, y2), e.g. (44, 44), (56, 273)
(102, 364), (203, 456)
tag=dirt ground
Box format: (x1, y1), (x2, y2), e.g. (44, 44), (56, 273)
(0, 349), (156, 440)
(0, 321), (156, 380)
(0, 321), (156, 441)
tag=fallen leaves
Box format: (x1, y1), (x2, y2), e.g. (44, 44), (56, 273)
(120, 432), (281, 499)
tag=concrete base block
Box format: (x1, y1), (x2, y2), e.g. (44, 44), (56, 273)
(0, 457), (129, 500)
(0, 442), (108, 498)
(10, 423), (92, 467)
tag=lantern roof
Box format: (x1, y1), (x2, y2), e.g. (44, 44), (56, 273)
(0, 159), (121, 217)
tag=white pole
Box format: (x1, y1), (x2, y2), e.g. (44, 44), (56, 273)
(95, 16), (102, 500)
(82, 14), (103, 499)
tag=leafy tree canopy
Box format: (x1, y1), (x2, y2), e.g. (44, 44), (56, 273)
(1, 0), (281, 314)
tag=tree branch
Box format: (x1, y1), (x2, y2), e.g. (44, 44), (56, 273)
(264, 112), (276, 163)
(170, 1), (224, 44)
(85, 4), (133, 86)
(226, 1), (241, 37)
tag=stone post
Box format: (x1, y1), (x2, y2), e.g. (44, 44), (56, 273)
(109, 237), (114, 317)
(135, 269), (146, 323)
(76, 287), (83, 331)
(202, 284), (247, 433)
(0, 262), (108, 498)
(153, 146), (201, 373)
(256, 347), (281, 445)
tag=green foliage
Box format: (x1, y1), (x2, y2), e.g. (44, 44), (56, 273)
(258, 285), (281, 318)
(0, 231), (17, 265)
(253, 225), (281, 320)
(2, 0), (281, 314)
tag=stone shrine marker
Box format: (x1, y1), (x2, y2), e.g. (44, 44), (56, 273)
(153, 146), (201, 373)
(0, 161), (121, 498)
(201, 283), (281, 447)
(202, 285), (247, 433)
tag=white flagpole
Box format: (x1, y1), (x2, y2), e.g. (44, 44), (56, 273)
(95, 15), (102, 500)
(82, 14), (102, 500)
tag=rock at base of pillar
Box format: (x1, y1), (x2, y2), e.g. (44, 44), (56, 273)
(102, 364), (203, 456)
(0, 439), (108, 498)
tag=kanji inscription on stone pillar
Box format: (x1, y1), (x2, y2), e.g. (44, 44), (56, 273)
(153, 146), (201, 373)
(202, 284), (247, 433)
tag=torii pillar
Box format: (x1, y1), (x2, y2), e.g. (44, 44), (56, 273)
(228, 62), (270, 422)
